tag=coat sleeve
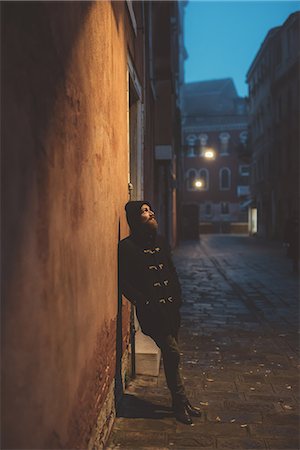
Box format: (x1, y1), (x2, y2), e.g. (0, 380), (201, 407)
(118, 241), (147, 306)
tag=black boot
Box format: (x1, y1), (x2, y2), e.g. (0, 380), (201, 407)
(185, 400), (201, 417)
(173, 403), (193, 425)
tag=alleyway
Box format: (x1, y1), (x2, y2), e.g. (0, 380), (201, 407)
(107, 235), (299, 450)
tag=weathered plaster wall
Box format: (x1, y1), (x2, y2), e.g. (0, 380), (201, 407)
(2, 2), (130, 448)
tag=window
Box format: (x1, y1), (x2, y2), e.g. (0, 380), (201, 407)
(239, 165), (250, 176)
(187, 146), (195, 157)
(198, 134), (208, 156)
(186, 169), (197, 191)
(239, 131), (248, 145)
(199, 134), (208, 146)
(219, 132), (230, 155)
(219, 168), (231, 190)
(221, 202), (229, 215)
(186, 135), (196, 158)
(199, 168), (209, 190)
(205, 203), (212, 216)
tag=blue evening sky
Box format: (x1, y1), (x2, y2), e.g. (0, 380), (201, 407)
(184, 1), (300, 97)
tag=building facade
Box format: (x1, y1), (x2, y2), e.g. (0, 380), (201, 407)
(181, 79), (250, 237)
(1, 2), (183, 449)
(246, 12), (300, 239)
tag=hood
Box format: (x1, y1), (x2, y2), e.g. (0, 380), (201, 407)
(125, 200), (152, 233)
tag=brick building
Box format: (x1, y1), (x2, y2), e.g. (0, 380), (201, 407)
(246, 12), (300, 239)
(1, 2), (183, 449)
(181, 79), (250, 237)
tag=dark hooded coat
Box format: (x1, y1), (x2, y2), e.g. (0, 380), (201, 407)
(118, 201), (182, 337)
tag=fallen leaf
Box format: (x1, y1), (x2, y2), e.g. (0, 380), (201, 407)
(250, 387), (255, 391)
(283, 405), (293, 410)
(216, 416), (221, 422)
(286, 385), (292, 390)
(230, 419), (236, 423)
(200, 401), (209, 406)
(241, 424), (248, 428)
(206, 378), (214, 382)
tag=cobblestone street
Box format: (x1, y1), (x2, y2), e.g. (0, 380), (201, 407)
(107, 235), (300, 450)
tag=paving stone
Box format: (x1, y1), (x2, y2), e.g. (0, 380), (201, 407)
(206, 410), (263, 424)
(175, 422), (248, 436)
(265, 438), (300, 449)
(262, 412), (300, 426)
(168, 448), (215, 450)
(108, 430), (167, 447)
(235, 382), (274, 395)
(244, 394), (296, 404)
(249, 424), (300, 438)
(217, 437), (267, 449)
(202, 381), (237, 392)
(113, 417), (176, 432)
(166, 434), (216, 448)
(107, 447), (169, 450)
(240, 374), (270, 383)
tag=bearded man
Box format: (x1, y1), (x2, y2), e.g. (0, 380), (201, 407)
(118, 201), (201, 425)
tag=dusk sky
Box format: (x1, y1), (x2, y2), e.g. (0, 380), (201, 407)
(184, 1), (300, 97)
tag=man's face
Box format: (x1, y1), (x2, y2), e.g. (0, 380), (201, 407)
(140, 204), (158, 231)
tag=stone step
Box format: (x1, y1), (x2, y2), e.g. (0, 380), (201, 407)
(133, 330), (161, 376)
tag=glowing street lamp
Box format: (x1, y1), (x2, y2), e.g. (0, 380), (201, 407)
(194, 179), (203, 189)
(203, 148), (215, 160)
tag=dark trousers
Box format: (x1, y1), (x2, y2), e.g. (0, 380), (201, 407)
(151, 333), (187, 406)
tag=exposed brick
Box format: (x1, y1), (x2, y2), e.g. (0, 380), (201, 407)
(67, 319), (130, 449)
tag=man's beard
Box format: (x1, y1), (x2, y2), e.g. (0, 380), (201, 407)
(142, 218), (158, 232)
